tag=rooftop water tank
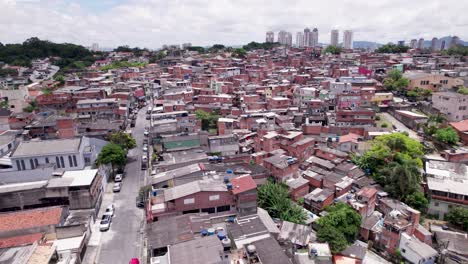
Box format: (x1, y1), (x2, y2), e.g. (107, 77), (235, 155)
(221, 237), (231, 249)
(247, 245), (256, 254)
(224, 176), (230, 183)
(207, 228), (216, 236)
(227, 183), (233, 190)
(217, 231), (226, 240)
(226, 169), (233, 174)
(201, 229), (208, 236)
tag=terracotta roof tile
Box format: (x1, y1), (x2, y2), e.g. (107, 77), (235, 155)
(450, 120), (468, 132)
(230, 175), (257, 195)
(0, 233), (44, 249)
(0, 207), (64, 233)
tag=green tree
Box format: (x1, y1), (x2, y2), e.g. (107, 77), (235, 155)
(445, 207), (468, 231)
(377, 159), (422, 199)
(54, 74), (65, 85)
(243, 41), (280, 51)
(457, 86), (468, 95)
(404, 191), (429, 212)
(232, 48), (247, 58)
(96, 143), (127, 174)
(317, 225), (348, 253)
(186, 46), (206, 53)
(23, 100), (38, 113)
(316, 203), (362, 253)
(375, 44), (410, 53)
(258, 180), (306, 224)
(323, 45), (342, 55)
(383, 69), (410, 92)
(435, 127), (459, 145)
(195, 109), (220, 132)
(108, 131), (136, 150)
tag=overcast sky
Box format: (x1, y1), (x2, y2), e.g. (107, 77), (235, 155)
(1, 0), (467, 49)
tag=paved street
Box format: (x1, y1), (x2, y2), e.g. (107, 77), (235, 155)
(96, 106), (149, 264)
(381, 112), (422, 141)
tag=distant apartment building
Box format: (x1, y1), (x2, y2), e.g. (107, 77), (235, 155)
(410, 39), (417, 49)
(311, 28), (319, 47)
(432, 92), (468, 121)
(266, 31), (275, 43)
(431, 37), (439, 51)
(417, 38), (424, 49)
(278, 30), (292, 46)
(330, 30), (339, 46)
(304, 28), (311, 47)
(343, 30), (353, 49)
(296, 32), (304, 47)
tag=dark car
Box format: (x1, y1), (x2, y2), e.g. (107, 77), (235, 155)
(136, 197), (145, 208)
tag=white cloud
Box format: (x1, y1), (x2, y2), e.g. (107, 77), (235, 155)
(0, 0), (467, 48)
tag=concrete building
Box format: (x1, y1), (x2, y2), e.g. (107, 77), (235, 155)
(266, 31), (275, 43)
(410, 39), (417, 49)
(398, 233), (438, 264)
(304, 28), (311, 47)
(278, 30), (292, 46)
(404, 71), (464, 92)
(10, 137), (94, 171)
(425, 160), (468, 219)
(330, 29), (339, 46)
(296, 32), (304, 47)
(432, 92), (468, 121)
(311, 28), (319, 47)
(440, 40), (446, 50)
(431, 37), (438, 51)
(417, 38), (425, 49)
(449, 36), (460, 49)
(343, 30), (353, 49)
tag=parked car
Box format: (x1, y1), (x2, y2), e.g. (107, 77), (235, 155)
(100, 215), (112, 231)
(113, 183), (122, 192)
(115, 174), (123, 182)
(144, 130), (149, 136)
(104, 204), (115, 217)
(143, 144), (148, 152)
(209, 156), (224, 163)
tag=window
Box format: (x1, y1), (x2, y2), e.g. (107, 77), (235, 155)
(401, 249), (406, 253)
(34, 159), (38, 167)
(73, 155), (78, 167)
(56, 157), (61, 168)
(60, 157), (65, 168)
(209, 195), (220, 201)
(21, 160), (25, 170)
(68, 156), (73, 167)
(45, 157), (49, 164)
(184, 198), (195, 204)
(434, 202), (439, 206)
(16, 160), (21, 171)
(30, 159), (35, 169)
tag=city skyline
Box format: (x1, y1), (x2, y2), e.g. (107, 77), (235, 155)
(1, 0), (467, 48)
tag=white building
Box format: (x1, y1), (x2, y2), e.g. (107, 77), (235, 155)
(266, 31), (275, 43)
(296, 32), (304, 47)
(10, 137), (96, 171)
(304, 28), (311, 47)
(398, 233), (438, 264)
(343, 30), (353, 49)
(330, 29), (339, 46)
(311, 28), (319, 47)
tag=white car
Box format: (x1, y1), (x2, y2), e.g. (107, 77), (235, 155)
(113, 183), (122, 192)
(143, 145), (148, 152)
(142, 156), (148, 162)
(99, 215), (112, 231)
(115, 174), (123, 182)
(104, 204), (115, 217)
(144, 130), (149, 136)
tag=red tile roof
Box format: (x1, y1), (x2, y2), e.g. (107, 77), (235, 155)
(0, 207), (63, 233)
(0, 233), (44, 249)
(230, 175), (257, 195)
(450, 120), (468, 132)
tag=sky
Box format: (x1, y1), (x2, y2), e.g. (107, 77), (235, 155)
(1, 0), (467, 49)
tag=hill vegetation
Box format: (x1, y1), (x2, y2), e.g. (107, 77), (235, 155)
(0, 37), (101, 72)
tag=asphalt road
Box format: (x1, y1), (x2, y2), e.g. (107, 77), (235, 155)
(97, 106), (148, 264)
(381, 112), (422, 141)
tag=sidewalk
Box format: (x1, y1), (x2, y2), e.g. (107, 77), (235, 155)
(82, 183), (115, 264)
